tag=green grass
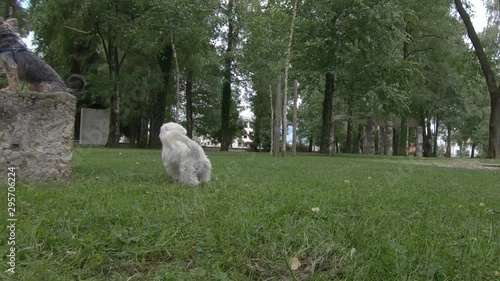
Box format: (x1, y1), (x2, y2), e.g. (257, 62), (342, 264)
(1, 148), (499, 280)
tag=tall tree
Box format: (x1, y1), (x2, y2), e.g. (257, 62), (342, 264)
(455, 0), (500, 158)
(101, 0), (124, 147)
(320, 73), (335, 153)
(29, 0), (139, 147)
(185, 71), (194, 138)
(273, 77), (283, 157)
(220, 0), (236, 151)
(281, 0), (300, 157)
(151, 44), (173, 148)
(292, 79), (299, 156)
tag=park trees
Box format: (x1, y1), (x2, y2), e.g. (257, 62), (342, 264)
(27, 0), (224, 148)
(29, 0), (152, 147)
(19, 0), (492, 157)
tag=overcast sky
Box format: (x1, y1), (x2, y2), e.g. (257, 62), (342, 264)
(470, 0), (488, 32)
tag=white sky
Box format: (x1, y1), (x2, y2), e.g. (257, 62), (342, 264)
(470, 0), (488, 32)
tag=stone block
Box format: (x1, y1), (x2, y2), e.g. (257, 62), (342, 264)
(0, 91), (76, 182)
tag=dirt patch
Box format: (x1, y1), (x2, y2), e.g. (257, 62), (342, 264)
(370, 158), (500, 170)
(408, 160), (500, 170)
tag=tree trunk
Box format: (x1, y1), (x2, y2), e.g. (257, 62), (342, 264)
(105, 38), (121, 147)
(345, 97), (354, 153)
(308, 136), (313, 152)
(185, 71), (194, 139)
(320, 73), (334, 153)
(398, 22), (410, 156)
(398, 116), (407, 155)
(129, 118), (139, 147)
(329, 120), (336, 155)
(377, 127), (385, 155)
(139, 118), (148, 148)
(269, 84), (274, 156)
(292, 80), (298, 157)
(416, 126), (423, 157)
(356, 124), (363, 154)
(455, 0), (500, 158)
(363, 117), (375, 155)
(328, 77), (337, 156)
(445, 126), (452, 157)
(150, 44), (173, 148)
(281, 0), (299, 157)
(259, 128), (262, 152)
(335, 137), (339, 155)
(489, 95), (500, 158)
(171, 34), (181, 123)
(360, 125), (366, 154)
(424, 118), (432, 157)
(220, 0), (235, 151)
(272, 77), (283, 157)
(433, 115), (439, 157)
(471, 142), (476, 158)
(346, 120), (353, 153)
(385, 121), (393, 156)
(393, 128), (399, 156)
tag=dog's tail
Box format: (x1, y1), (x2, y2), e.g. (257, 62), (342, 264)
(65, 74), (87, 95)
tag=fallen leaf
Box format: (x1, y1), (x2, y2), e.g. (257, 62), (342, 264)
(289, 257), (301, 271)
(479, 202), (485, 207)
(311, 207), (320, 213)
(349, 247), (356, 258)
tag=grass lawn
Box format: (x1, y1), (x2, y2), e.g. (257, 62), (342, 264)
(1, 148), (499, 280)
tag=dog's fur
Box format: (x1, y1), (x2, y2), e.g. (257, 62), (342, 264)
(159, 122), (212, 186)
(0, 17), (85, 94)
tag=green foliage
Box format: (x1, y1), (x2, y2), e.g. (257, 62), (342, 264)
(191, 86), (244, 144)
(21, 0), (491, 151)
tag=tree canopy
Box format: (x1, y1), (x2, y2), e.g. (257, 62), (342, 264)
(1, 0), (494, 157)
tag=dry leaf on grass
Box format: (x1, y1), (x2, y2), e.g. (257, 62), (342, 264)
(289, 257), (301, 271)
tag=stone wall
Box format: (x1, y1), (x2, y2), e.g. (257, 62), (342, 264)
(0, 91), (76, 183)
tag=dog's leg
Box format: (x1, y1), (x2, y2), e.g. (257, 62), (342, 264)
(0, 53), (19, 92)
(198, 162), (211, 183)
(2, 66), (19, 92)
(179, 163), (200, 186)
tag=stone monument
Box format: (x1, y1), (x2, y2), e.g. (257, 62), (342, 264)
(0, 91), (77, 182)
(79, 108), (110, 146)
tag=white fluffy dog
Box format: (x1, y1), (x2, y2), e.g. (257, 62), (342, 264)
(159, 122), (211, 185)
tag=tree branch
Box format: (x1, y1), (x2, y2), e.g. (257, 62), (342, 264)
(96, 22), (109, 63)
(64, 25), (91, 34)
(407, 48), (434, 57)
(119, 53), (127, 68)
(454, 0), (498, 96)
(411, 34), (450, 40)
